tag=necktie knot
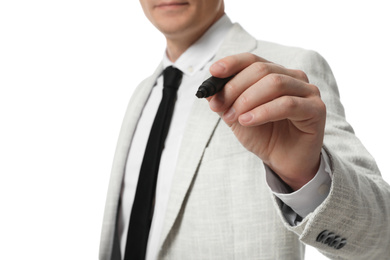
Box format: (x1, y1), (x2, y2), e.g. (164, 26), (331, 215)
(163, 66), (183, 90)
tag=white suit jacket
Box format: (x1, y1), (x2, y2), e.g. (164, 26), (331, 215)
(100, 24), (390, 259)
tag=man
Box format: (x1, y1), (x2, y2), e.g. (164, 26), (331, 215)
(100, 0), (390, 259)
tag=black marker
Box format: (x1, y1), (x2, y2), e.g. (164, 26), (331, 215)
(196, 75), (235, 98)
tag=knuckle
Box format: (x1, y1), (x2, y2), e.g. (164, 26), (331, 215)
(237, 93), (250, 108)
(224, 82), (236, 95)
(310, 97), (327, 118)
(308, 83), (321, 96)
(245, 52), (259, 63)
(280, 96), (298, 109)
(252, 62), (270, 76)
(260, 104), (272, 121)
(267, 73), (285, 89)
(295, 69), (309, 82)
(317, 98), (327, 114)
(230, 93), (250, 115)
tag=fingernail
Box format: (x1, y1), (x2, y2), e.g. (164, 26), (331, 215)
(223, 107), (235, 121)
(210, 62), (226, 74)
(239, 112), (253, 124)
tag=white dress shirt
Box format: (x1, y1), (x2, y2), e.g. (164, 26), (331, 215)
(118, 14), (332, 259)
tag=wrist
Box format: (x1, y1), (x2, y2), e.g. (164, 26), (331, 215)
(267, 154), (321, 191)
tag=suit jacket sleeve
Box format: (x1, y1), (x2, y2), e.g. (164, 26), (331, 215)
(267, 49), (390, 259)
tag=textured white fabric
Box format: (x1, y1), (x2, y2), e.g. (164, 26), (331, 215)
(100, 22), (390, 260)
(119, 14), (333, 259)
(118, 15), (233, 260)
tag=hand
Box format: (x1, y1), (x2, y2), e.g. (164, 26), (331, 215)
(207, 53), (326, 191)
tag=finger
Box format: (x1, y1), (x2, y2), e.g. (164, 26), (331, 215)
(209, 52), (269, 78)
(210, 52), (308, 82)
(209, 63), (310, 112)
(221, 75), (320, 124)
(238, 95), (326, 132)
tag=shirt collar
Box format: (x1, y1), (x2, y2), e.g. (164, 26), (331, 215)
(163, 14), (233, 76)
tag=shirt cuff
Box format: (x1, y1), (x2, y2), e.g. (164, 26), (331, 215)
(265, 148), (332, 218)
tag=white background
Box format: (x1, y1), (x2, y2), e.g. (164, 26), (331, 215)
(0, 1), (389, 259)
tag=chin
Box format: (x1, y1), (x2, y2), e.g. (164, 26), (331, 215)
(156, 18), (197, 36)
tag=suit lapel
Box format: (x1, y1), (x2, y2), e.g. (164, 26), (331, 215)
(159, 23), (258, 250)
(101, 64), (163, 257)
(112, 63), (163, 184)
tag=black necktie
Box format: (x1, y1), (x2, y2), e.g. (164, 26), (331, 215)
(124, 66), (183, 259)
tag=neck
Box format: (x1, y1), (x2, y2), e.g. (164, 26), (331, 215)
(165, 13), (225, 62)
(165, 33), (201, 62)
